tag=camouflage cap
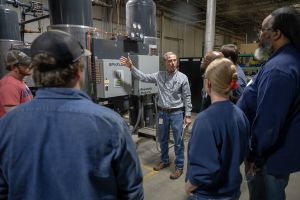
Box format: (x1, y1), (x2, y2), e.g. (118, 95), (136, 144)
(5, 50), (31, 66)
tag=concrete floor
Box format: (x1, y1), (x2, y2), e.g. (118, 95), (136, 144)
(135, 131), (300, 200)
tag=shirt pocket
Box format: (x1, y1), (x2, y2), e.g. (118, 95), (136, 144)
(173, 81), (182, 92)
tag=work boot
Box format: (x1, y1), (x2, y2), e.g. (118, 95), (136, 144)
(170, 168), (183, 179)
(153, 161), (170, 171)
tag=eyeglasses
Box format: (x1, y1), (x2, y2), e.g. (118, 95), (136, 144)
(258, 28), (273, 35)
(257, 28), (273, 37)
(259, 28), (272, 32)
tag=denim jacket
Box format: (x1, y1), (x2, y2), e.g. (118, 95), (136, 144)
(0, 88), (143, 200)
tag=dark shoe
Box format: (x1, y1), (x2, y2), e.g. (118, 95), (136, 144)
(153, 161), (170, 171)
(170, 168), (183, 179)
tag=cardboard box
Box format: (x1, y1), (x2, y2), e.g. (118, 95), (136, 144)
(239, 43), (258, 54)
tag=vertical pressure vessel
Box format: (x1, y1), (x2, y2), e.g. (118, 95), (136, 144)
(48, 0), (92, 26)
(126, 0), (156, 40)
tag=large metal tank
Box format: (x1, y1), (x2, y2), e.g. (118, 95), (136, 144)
(0, 5), (22, 78)
(0, 5), (21, 40)
(47, 0), (93, 95)
(48, 0), (92, 26)
(126, 0), (156, 40)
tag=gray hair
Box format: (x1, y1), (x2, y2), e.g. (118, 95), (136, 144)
(163, 52), (176, 61)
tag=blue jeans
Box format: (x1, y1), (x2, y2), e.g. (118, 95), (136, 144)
(247, 166), (289, 200)
(157, 110), (184, 169)
(189, 191), (240, 200)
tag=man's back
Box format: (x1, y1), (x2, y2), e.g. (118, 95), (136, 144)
(0, 88), (143, 200)
(251, 44), (300, 174)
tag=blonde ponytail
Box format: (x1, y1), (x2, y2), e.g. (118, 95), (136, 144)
(204, 58), (238, 96)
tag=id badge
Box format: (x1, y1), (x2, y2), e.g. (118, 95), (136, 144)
(158, 118), (163, 124)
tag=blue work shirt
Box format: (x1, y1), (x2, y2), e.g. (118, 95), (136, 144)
(0, 88), (143, 200)
(238, 44), (300, 175)
(232, 64), (247, 102)
(187, 101), (249, 198)
(237, 71), (262, 127)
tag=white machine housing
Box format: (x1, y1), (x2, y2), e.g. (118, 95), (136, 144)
(95, 55), (159, 98)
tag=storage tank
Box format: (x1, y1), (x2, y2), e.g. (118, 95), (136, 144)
(0, 5), (22, 78)
(48, 0), (92, 26)
(126, 0), (156, 40)
(0, 5), (21, 40)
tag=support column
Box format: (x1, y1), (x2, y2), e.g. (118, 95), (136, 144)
(160, 10), (165, 57)
(204, 0), (216, 54)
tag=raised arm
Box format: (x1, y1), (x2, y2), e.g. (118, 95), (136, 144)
(120, 56), (157, 83)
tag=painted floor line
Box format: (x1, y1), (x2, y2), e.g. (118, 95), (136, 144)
(142, 164), (159, 181)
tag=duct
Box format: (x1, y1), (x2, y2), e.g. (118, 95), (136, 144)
(204, 0), (216, 54)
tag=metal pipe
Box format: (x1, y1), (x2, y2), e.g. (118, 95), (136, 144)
(6, 0), (30, 8)
(20, 9), (25, 41)
(19, 14), (49, 25)
(6, 0), (49, 11)
(91, 0), (112, 7)
(204, 0), (216, 54)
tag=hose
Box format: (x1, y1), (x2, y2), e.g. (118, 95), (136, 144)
(131, 96), (143, 134)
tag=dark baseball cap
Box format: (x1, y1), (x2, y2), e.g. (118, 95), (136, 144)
(30, 30), (91, 71)
(5, 50), (31, 66)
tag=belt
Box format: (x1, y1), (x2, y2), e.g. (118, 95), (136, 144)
(158, 106), (183, 113)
